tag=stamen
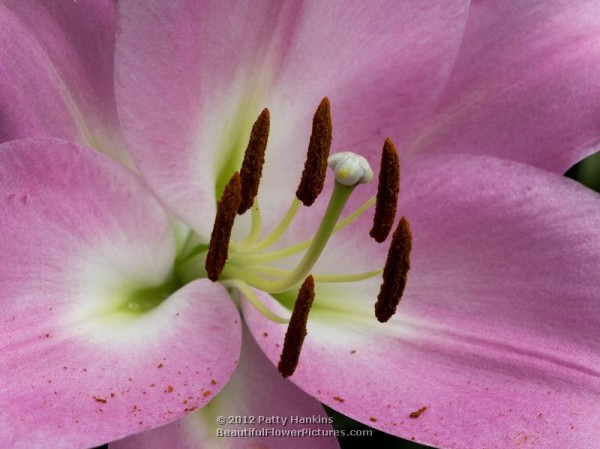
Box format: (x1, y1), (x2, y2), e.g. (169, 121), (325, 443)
(296, 97), (332, 206)
(226, 263), (382, 283)
(205, 172), (242, 281)
(375, 216), (412, 323)
(370, 138), (400, 243)
(238, 108), (270, 214)
(278, 275), (315, 378)
(224, 181), (356, 293)
(246, 198), (301, 252)
(234, 194), (376, 265)
(222, 279), (289, 324)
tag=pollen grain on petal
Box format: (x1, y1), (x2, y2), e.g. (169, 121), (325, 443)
(205, 172), (242, 281)
(238, 108), (270, 214)
(370, 138), (400, 243)
(296, 97), (332, 206)
(375, 216), (412, 322)
(278, 275), (316, 378)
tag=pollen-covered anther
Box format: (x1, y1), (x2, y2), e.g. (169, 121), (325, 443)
(278, 275), (316, 378)
(370, 138), (400, 243)
(238, 108), (270, 214)
(375, 216), (412, 322)
(327, 152), (374, 186)
(296, 97), (332, 206)
(205, 172), (242, 282)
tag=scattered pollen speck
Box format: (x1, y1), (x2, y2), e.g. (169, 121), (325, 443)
(167, 385), (174, 393)
(350, 350), (356, 354)
(157, 363), (163, 368)
(263, 332), (268, 337)
(150, 384), (155, 387)
(369, 417), (377, 422)
(211, 379), (217, 385)
(333, 396), (345, 403)
(203, 390), (211, 397)
(409, 406), (428, 418)
(45, 333), (50, 338)
(110, 393), (115, 398)
(93, 396), (107, 404)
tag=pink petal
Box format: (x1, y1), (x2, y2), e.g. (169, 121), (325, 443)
(110, 326), (339, 449)
(412, 1), (600, 173)
(0, 1), (131, 165)
(244, 155), (600, 449)
(114, 0), (470, 235)
(0, 139), (241, 448)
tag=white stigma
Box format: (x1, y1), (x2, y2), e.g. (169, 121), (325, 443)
(327, 152), (374, 186)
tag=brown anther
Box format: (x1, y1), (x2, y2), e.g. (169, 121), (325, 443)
(238, 108), (270, 214)
(370, 138), (400, 243)
(205, 173), (242, 282)
(375, 216), (412, 322)
(295, 97), (332, 206)
(278, 275), (316, 378)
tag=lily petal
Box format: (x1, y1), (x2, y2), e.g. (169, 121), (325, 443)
(114, 0), (470, 235)
(110, 325), (339, 449)
(0, 1), (130, 165)
(412, 0), (600, 173)
(0, 139), (241, 449)
(244, 155), (600, 449)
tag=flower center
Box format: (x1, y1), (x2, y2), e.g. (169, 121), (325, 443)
(172, 98), (412, 376)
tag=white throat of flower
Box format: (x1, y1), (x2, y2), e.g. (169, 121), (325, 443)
(144, 98), (412, 377)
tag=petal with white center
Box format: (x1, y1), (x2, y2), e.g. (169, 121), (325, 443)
(245, 155), (600, 449)
(114, 0), (471, 235)
(0, 139), (241, 449)
(110, 325), (339, 449)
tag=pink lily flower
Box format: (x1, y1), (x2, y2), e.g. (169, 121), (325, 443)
(1, 1), (599, 449)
